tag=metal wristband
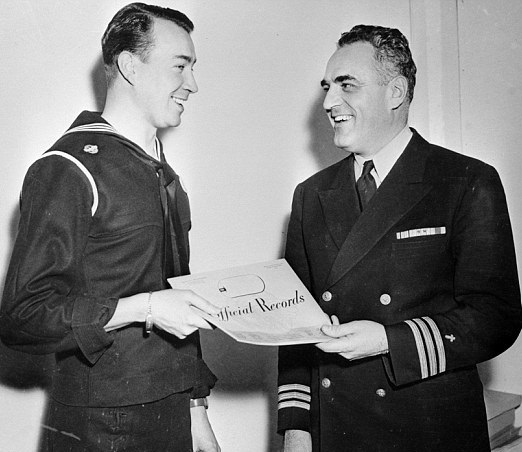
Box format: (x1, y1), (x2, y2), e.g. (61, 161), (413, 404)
(145, 291), (153, 335)
(190, 397), (208, 409)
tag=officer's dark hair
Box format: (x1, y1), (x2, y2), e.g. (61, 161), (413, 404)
(102, 2), (194, 85)
(338, 24), (416, 103)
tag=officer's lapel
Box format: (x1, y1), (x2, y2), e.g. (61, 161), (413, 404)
(317, 155), (360, 250)
(326, 132), (433, 288)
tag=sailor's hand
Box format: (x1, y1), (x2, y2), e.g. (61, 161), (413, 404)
(150, 289), (220, 339)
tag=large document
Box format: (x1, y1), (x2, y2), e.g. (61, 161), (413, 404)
(168, 259), (331, 346)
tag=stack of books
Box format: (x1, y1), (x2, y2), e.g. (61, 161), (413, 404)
(484, 389), (522, 450)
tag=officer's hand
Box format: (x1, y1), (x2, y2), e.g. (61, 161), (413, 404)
(284, 430), (312, 452)
(316, 316), (388, 360)
(150, 289), (220, 339)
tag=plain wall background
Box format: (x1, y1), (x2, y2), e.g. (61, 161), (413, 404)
(0, 1), (520, 451)
(458, 0), (522, 397)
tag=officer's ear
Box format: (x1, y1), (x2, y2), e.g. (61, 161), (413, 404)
(116, 51), (136, 86)
(387, 75), (408, 110)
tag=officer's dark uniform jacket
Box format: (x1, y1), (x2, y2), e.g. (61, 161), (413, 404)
(277, 130), (522, 451)
(0, 111), (216, 406)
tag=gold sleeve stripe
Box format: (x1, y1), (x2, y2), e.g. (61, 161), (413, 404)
(278, 391), (311, 403)
(278, 384), (310, 394)
(405, 319), (429, 379)
(413, 318), (437, 376)
(422, 316), (446, 373)
(278, 384), (311, 411)
(278, 401), (310, 411)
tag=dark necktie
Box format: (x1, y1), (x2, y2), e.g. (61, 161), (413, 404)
(116, 135), (191, 278)
(356, 160), (377, 211)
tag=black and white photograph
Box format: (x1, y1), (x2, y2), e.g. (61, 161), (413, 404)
(0, 1), (521, 451)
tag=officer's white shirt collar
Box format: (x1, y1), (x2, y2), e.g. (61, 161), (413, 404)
(354, 126), (413, 187)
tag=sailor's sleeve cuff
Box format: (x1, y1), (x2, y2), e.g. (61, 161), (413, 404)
(72, 296), (118, 364)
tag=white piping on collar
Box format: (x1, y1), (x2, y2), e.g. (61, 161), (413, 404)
(36, 151), (99, 216)
(65, 123), (161, 161)
(63, 123), (118, 136)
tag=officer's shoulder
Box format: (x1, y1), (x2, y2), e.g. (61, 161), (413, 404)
(426, 143), (497, 179)
(298, 157), (350, 189)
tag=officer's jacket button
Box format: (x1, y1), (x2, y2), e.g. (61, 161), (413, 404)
(379, 294), (391, 305)
(376, 388), (386, 397)
(321, 378), (331, 389)
(322, 291), (332, 302)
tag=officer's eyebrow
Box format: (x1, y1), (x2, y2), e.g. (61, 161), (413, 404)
(173, 54), (197, 65)
(320, 74), (358, 88)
